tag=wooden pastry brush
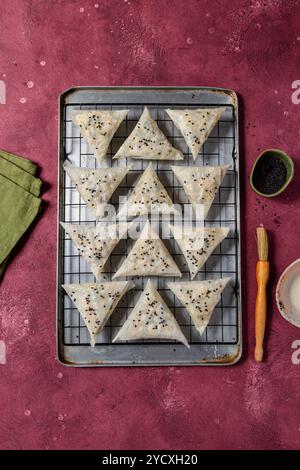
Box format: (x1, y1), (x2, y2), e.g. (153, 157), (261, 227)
(254, 226), (269, 362)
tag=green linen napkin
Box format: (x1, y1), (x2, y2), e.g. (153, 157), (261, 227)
(0, 151), (42, 280)
(0, 156), (42, 197)
(0, 149), (38, 176)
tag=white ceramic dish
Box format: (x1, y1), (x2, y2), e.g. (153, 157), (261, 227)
(276, 258), (300, 328)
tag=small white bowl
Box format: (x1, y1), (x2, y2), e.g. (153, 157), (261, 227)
(276, 258), (300, 328)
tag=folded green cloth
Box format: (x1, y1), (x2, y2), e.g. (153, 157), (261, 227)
(0, 149), (38, 176)
(0, 156), (42, 197)
(0, 151), (42, 280)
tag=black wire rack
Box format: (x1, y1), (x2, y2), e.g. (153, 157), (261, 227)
(61, 101), (239, 348)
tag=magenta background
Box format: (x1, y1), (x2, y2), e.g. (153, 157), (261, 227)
(0, 0), (300, 450)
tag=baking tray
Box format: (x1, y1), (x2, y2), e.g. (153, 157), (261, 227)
(56, 87), (242, 366)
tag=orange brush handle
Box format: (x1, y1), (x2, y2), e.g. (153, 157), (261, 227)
(254, 260), (269, 362)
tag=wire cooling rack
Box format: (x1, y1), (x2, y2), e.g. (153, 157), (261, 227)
(57, 87), (241, 366)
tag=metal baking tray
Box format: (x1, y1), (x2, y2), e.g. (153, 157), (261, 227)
(56, 87), (242, 366)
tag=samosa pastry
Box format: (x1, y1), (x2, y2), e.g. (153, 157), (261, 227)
(113, 220), (181, 279)
(63, 281), (134, 347)
(168, 278), (230, 336)
(170, 224), (230, 279)
(113, 279), (189, 348)
(166, 107), (225, 161)
(172, 165), (229, 218)
(72, 109), (128, 161)
(114, 107), (183, 161)
(64, 164), (130, 220)
(61, 222), (128, 279)
(118, 163), (179, 219)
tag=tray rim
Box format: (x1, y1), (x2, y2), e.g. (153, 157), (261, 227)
(56, 86), (242, 367)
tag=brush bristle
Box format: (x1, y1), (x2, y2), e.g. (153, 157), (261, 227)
(256, 227), (268, 261)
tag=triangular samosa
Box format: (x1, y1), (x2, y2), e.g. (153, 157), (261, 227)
(72, 109), (128, 161)
(113, 107), (183, 161)
(168, 278), (230, 336)
(113, 220), (181, 278)
(64, 164), (130, 220)
(113, 279), (189, 347)
(118, 162), (179, 219)
(166, 107), (225, 160)
(171, 165), (229, 218)
(63, 281), (134, 346)
(170, 224), (230, 279)
(61, 222), (128, 279)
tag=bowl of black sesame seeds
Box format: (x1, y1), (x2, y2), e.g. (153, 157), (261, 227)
(250, 148), (294, 198)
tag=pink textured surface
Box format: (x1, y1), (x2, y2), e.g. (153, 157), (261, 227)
(0, 0), (300, 450)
